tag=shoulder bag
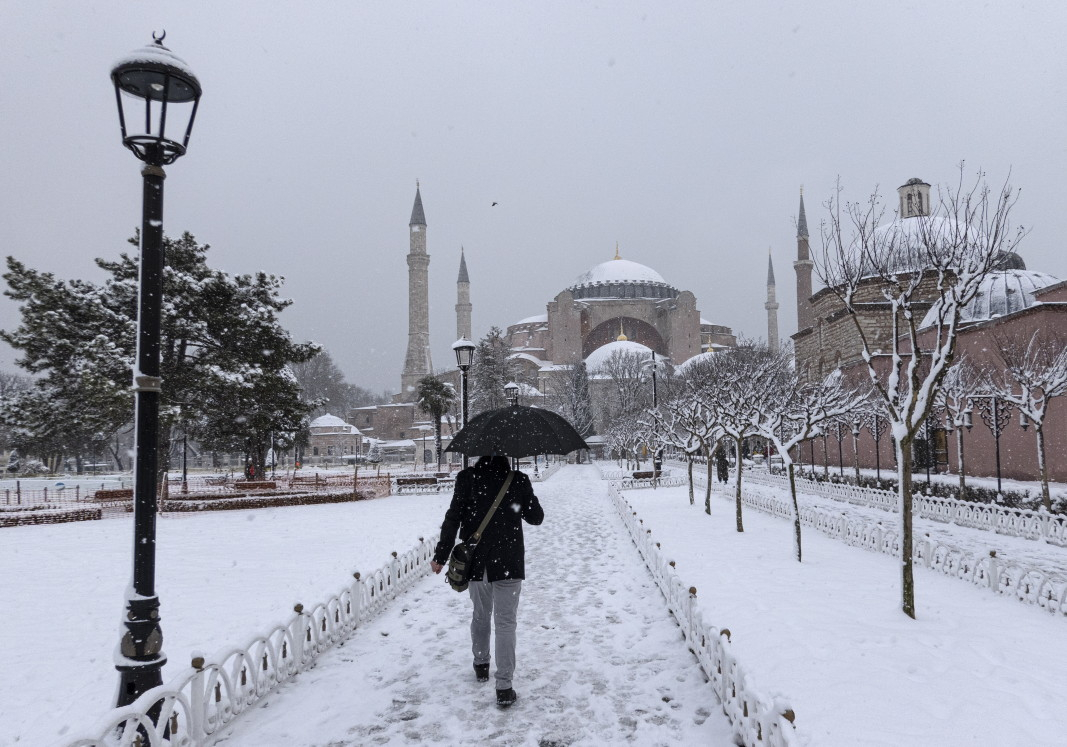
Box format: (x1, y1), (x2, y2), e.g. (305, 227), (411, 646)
(445, 471), (514, 592)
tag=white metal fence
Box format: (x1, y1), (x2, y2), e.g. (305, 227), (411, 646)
(606, 480), (800, 746)
(744, 470), (1067, 547)
(65, 535), (439, 747)
(666, 467), (1067, 618)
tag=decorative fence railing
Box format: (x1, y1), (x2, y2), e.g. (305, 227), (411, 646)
(617, 476), (687, 491)
(607, 481), (800, 746)
(65, 535), (440, 747)
(530, 460), (564, 482)
(743, 470), (1067, 548)
(662, 468), (1067, 618)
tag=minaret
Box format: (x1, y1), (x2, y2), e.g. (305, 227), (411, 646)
(401, 183), (432, 397)
(456, 247), (472, 341)
(793, 187), (814, 332)
(765, 249), (780, 349)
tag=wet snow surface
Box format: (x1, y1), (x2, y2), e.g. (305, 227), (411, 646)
(219, 465), (734, 745)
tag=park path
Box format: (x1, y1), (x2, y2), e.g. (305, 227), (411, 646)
(218, 464), (734, 746)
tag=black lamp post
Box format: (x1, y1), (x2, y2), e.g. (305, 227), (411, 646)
(110, 34), (201, 709)
(452, 338), (475, 469)
(504, 383), (520, 469)
(851, 419), (861, 484)
(974, 394), (1013, 496)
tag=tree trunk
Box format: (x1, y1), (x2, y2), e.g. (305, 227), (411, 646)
(434, 416), (443, 471)
(898, 435), (916, 619)
(109, 442), (125, 472)
(852, 431), (861, 484)
(705, 444), (714, 516)
(788, 460), (802, 562)
(956, 427), (966, 499)
(1036, 425), (1051, 511)
(686, 454), (694, 505)
(734, 436), (744, 532)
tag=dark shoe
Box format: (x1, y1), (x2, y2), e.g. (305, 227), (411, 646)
(496, 688), (517, 707)
(474, 664), (490, 682)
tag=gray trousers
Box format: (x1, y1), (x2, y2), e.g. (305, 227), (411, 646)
(468, 575), (523, 690)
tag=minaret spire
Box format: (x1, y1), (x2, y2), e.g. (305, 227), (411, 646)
(401, 183), (432, 398)
(765, 248), (780, 350)
(456, 247), (472, 341)
(793, 186), (814, 332)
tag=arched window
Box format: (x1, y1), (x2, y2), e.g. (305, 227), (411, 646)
(916, 192), (923, 214)
(906, 194), (914, 216)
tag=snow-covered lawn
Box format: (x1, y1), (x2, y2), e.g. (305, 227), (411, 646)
(623, 481), (1067, 746)
(0, 493), (451, 745)
(6, 465), (1066, 745)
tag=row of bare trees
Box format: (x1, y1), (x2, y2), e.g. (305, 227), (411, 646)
(605, 167), (1042, 622)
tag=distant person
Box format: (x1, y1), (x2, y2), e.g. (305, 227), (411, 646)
(716, 446), (729, 483)
(430, 455), (544, 707)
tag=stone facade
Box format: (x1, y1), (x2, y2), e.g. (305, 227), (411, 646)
(307, 415), (363, 463)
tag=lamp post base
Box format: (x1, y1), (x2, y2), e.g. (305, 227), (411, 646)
(115, 594), (167, 707)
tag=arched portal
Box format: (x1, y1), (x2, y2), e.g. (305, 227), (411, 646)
(583, 317), (665, 359)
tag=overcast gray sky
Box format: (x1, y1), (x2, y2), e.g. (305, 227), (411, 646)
(2, 1), (1065, 394)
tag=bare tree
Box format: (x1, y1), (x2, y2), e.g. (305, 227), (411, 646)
(984, 331), (1067, 510)
(817, 166), (1025, 618)
(754, 368), (868, 561)
(649, 393), (721, 511)
(686, 342), (780, 532)
(936, 359), (981, 497)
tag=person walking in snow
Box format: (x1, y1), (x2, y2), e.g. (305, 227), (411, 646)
(430, 455), (544, 708)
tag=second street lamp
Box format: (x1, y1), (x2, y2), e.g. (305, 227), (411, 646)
(452, 338), (475, 469)
(110, 33), (202, 709)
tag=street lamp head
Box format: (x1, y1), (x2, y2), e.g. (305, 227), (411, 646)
(504, 381), (520, 407)
(111, 33), (202, 165)
(452, 337), (475, 370)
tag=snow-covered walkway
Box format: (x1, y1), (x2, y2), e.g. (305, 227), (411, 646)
(217, 465), (735, 746)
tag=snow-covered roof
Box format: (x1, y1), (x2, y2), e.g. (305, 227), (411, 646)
(585, 340), (654, 372)
(571, 259), (668, 288)
(513, 313), (548, 325)
(508, 352), (546, 367)
(310, 414), (360, 434)
(920, 270), (1061, 328)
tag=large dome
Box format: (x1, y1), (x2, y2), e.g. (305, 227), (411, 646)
(567, 258), (678, 300)
(573, 258), (667, 286)
(920, 270), (1060, 328)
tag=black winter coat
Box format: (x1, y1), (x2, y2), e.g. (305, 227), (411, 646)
(433, 459), (544, 582)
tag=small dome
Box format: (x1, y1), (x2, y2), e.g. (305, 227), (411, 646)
(585, 340), (653, 373)
(920, 270), (1060, 328)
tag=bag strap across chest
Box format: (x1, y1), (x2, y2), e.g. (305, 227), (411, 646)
(468, 471), (514, 546)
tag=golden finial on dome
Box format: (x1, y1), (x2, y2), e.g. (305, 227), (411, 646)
(616, 318), (628, 341)
(614, 242), (621, 261)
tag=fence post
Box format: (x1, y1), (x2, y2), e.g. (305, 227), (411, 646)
(987, 550), (1001, 592)
(188, 655), (207, 741)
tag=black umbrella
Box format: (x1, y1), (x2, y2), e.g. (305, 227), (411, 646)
(445, 405), (589, 458)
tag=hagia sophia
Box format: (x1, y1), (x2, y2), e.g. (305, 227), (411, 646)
(314, 179), (1067, 484)
(329, 185), (745, 459)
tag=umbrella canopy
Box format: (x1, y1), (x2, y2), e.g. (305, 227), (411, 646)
(445, 405), (590, 458)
